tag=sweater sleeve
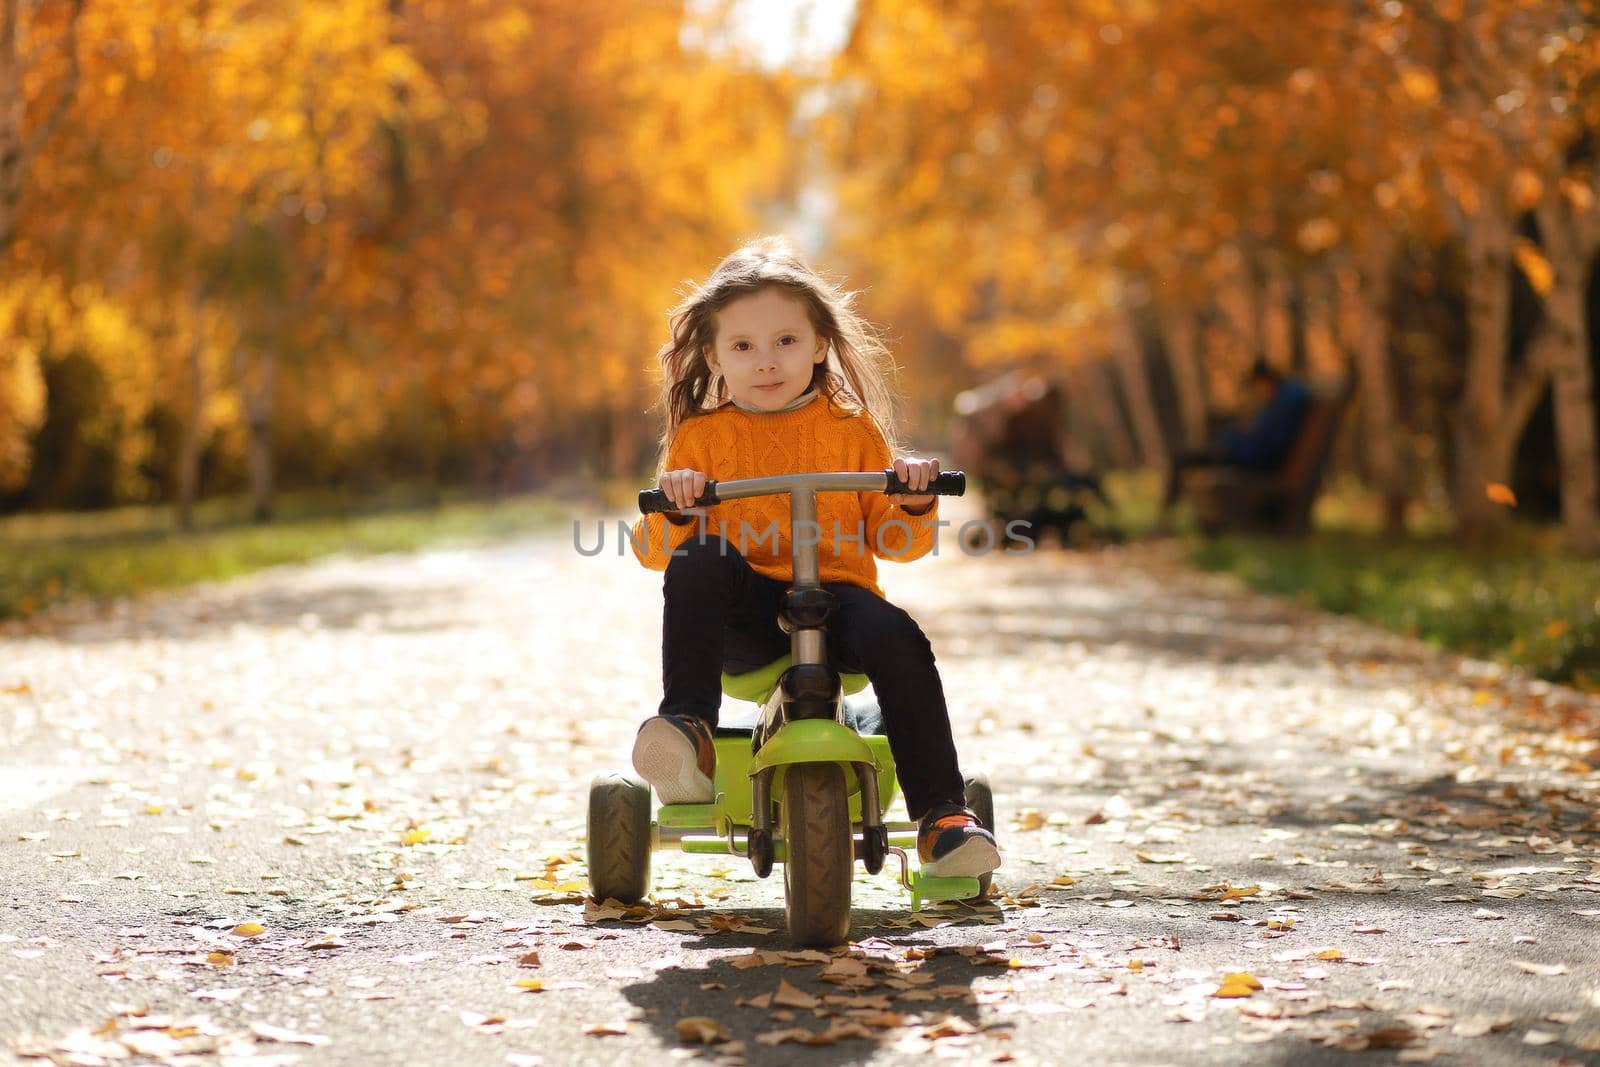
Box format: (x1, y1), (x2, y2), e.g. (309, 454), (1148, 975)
(630, 421), (711, 571)
(857, 414), (941, 564)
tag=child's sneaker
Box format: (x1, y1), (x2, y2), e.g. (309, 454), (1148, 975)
(917, 802), (1001, 879)
(631, 714), (716, 804)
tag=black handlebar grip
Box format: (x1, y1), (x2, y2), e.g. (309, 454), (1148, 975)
(638, 481), (721, 514)
(885, 469), (966, 497)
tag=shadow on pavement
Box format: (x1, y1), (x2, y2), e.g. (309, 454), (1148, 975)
(613, 922), (998, 1066)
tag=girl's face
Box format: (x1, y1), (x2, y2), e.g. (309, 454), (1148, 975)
(706, 287), (827, 411)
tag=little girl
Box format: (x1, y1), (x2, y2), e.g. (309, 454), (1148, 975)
(627, 236), (999, 880)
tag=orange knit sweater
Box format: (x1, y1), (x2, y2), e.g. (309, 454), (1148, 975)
(629, 394), (940, 597)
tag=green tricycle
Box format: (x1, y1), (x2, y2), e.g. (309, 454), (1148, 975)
(586, 469), (998, 947)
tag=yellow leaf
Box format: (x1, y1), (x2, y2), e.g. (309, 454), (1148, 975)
(1296, 218), (1340, 254)
(514, 978), (544, 992)
(1512, 239), (1553, 297)
(206, 951), (234, 966)
(1485, 483), (1518, 507)
(1401, 69), (1439, 104)
(1315, 948), (1345, 960)
(675, 1016), (731, 1044)
(400, 828), (432, 846)
(230, 923), (265, 938)
(1213, 972), (1262, 998)
(1511, 169), (1544, 211)
(1561, 177), (1594, 214)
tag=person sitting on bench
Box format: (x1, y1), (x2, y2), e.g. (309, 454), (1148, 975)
(1160, 358), (1312, 527)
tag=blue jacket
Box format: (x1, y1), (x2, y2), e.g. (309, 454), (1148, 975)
(1220, 379), (1311, 471)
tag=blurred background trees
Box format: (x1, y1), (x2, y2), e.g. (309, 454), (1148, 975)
(1, 0), (1597, 554)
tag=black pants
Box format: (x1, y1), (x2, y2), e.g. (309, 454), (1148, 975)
(657, 535), (965, 820)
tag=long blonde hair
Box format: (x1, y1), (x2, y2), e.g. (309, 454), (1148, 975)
(652, 236), (903, 465)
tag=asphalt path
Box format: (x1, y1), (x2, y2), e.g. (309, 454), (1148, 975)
(2, 502), (1598, 1066)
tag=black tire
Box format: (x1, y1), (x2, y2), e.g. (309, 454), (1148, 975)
(586, 772), (652, 904)
(963, 773), (996, 899)
(781, 763), (853, 947)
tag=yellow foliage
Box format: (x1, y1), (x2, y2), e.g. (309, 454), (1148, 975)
(1512, 238), (1554, 297)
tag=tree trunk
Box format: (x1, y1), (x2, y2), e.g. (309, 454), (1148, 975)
(176, 337), (209, 531)
(1262, 254), (1295, 371)
(1541, 282), (1598, 554)
(1070, 360), (1137, 470)
(1113, 315), (1169, 472)
(1453, 205), (1549, 540)
(1341, 235), (1408, 534)
(1535, 195), (1600, 555)
(1217, 262), (1261, 367)
(1157, 304), (1208, 448)
(238, 346), (278, 524)
(607, 396), (648, 480)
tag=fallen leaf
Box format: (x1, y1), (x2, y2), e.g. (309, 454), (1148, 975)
(675, 1016), (730, 1044)
(774, 979), (820, 1009)
(1454, 1016), (1515, 1037)
(1366, 1025), (1422, 1048)
(1510, 960), (1567, 976)
(1213, 973), (1262, 998)
(250, 1022), (331, 1046)
(190, 987), (244, 1001)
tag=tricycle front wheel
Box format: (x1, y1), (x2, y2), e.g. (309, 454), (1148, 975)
(586, 772), (652, 904)
(781, 763), (853, 946)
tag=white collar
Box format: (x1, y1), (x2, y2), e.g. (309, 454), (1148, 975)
(731, 388), (819, 415)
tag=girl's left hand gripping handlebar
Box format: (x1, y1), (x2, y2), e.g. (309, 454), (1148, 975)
(637, 470), (966, 514)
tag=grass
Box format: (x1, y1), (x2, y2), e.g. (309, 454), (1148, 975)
(1119, 471), (1600, 691)
(0, 483), (585, 620)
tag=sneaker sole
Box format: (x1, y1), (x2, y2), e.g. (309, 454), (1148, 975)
(920, 837), (1001, 880)
(631, 718), (715, 805)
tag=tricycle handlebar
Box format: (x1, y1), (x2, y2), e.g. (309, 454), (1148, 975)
(637, 469), (966, 516)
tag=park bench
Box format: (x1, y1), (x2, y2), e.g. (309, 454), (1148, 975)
(1183, 381), (1350, 538)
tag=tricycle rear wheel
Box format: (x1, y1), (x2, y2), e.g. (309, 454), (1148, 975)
(586, 772), (652, 904)
(781, 763), (853, 946)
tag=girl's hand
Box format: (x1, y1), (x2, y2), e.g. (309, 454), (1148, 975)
(893, 456), (939, 513)
(660, 468), (709, 511)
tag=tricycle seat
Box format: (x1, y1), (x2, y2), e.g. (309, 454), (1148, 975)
(721, 654), (870, 705)
(714, 697), (885, 739)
